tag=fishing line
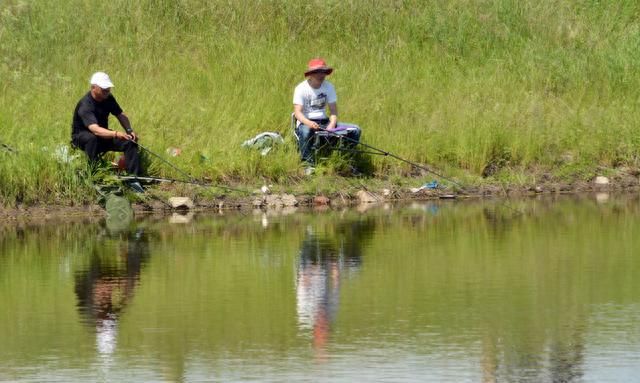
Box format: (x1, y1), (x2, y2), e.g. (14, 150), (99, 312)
(133, 141), (196, 182)
(318, 128), (524, 215)
(116, 175), (250, 194)
(317, 128), (464, 189)
(128, 140), (252, 194)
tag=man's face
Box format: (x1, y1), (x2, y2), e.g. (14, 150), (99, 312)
(91, 85), (111, 101)
(308, 71), (328, 83)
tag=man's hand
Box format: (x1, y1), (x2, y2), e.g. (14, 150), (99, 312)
(308, 121), (321, 130)
(116, 131), (134, 141)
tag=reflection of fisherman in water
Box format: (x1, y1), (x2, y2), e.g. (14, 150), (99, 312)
(296, 233), (347, 353)
(295, 218), (375, 359)
(74, 228), (150, 355)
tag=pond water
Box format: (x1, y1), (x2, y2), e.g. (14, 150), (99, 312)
(1, 194), (639, 382)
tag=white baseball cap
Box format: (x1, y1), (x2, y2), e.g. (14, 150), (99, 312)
(90, 72), (114, 89)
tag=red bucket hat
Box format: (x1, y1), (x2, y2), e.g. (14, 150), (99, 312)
(304, 58), (333, 76)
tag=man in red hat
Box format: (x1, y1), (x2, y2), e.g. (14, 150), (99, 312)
(293, 58), (360, 170)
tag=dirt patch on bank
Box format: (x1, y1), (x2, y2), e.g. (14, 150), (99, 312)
(0, 204), (106, 224)
(1, 173), (638, 225)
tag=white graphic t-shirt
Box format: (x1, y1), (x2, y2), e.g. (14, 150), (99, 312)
(293, 80), (337, 121)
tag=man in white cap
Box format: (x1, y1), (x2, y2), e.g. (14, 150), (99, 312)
(71, 72), (143, 190)
(293, 58), (361, 170)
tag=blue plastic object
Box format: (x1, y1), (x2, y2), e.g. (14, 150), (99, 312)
(424, 180), (439, 189)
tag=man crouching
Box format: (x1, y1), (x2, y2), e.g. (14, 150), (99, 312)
(71, 72), (143, 180)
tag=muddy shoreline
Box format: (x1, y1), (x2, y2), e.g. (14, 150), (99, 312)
(1, 176), (637, 225)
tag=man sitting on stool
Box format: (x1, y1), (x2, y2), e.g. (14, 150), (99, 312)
(71, 72), (144, 192)
(293, 58), (361, 173)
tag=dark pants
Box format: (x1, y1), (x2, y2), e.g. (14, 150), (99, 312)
(72, 130), (142, 176)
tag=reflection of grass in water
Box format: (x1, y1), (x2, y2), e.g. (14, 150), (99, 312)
(2, 1), (640, 203)
(0, 198), (639, 378)
(341, 198), (640, 360)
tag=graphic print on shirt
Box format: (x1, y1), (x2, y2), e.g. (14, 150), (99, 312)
(307, 93), (327, 119)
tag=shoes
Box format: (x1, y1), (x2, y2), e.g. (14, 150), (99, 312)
(126, 180), (145, 193)
(304, 166), (315, 176)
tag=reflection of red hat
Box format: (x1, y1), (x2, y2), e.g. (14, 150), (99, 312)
(304, 58), (333, 76)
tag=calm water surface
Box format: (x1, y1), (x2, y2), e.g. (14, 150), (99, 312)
(1, 195), (639, 382)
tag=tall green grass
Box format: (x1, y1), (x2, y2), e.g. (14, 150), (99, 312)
(2, 0), (640, 204)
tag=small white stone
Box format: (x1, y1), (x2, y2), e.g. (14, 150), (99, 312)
(265, 195), (283, 207)
(168, 197), (194, 209)
(356, 190), (378, 203)
(281, 194), (298, 207)
(594, 176), (609, 185)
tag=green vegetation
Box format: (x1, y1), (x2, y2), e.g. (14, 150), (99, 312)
(2, 0), (640, 205)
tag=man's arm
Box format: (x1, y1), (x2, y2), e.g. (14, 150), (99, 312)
(87, 123), (126, 139)
(327, 103), (338, 130)
(294, 104), (320, 130)
(116, 112), (136, 141)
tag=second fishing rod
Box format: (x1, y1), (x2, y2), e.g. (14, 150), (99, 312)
(316, 127), (465, 190)
(124, 138), (251, 194)
(316, 127), (527, 215)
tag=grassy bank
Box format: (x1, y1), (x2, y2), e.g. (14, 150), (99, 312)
(1, 0), (640, 205)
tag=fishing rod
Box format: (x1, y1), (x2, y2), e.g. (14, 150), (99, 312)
(133, 141), (196, 182)
(318, 128), (524, 215)
(318, 127), (465, 189)
(116, 175), (251, 194)
(321, 146), (387, 156)
(127, 139), (251, 194)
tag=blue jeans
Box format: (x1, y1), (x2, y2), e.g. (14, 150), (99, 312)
(295, 123), (361, 164)
(295, 123), (316, 164)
